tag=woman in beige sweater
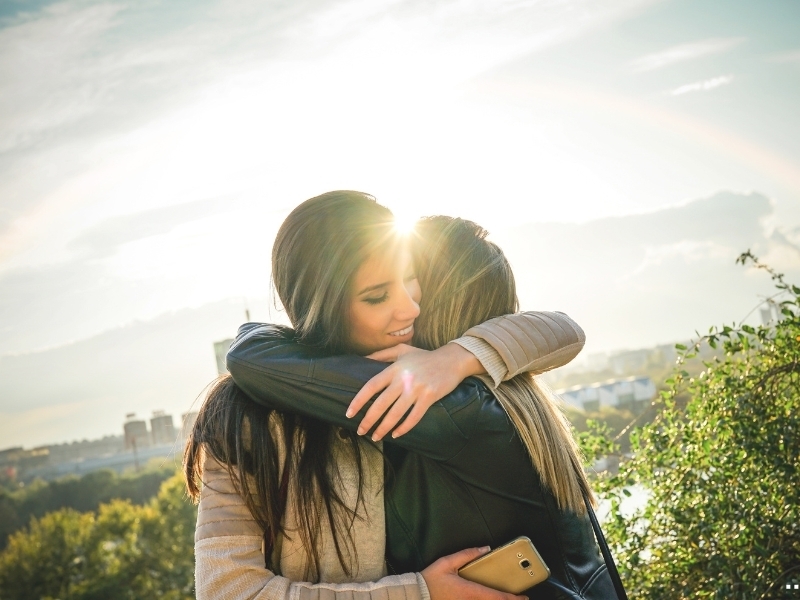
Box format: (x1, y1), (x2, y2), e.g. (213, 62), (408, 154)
(185, 192), (584, 600)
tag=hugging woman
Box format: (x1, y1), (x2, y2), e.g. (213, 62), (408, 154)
(185, 192), (622, 599)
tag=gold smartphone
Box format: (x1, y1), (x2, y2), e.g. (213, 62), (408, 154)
(458, 536), (550, 594)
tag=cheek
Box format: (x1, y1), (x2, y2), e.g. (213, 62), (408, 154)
(349, 303), (386, 341)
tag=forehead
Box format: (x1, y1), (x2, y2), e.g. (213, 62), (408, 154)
(352, 247), (412, 288)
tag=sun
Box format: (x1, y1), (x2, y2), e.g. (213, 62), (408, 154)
(393, 212), (418, 235)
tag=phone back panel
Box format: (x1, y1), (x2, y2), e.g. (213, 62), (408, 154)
(458, 537), (550, 594)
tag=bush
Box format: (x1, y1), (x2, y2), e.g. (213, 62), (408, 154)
(595, 252), (800, 599)
(0, 464), (175, 550)
(0, 472), (196, 600)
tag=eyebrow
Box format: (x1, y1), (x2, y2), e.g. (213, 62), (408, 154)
(357, 281), (390, 296)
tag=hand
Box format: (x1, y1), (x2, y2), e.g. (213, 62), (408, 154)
(346, 343), (484, 441)
(421, 547), (528, 600)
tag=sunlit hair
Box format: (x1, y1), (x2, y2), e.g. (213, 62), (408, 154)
(411, 217), (517, 350)
(272, 190), (399, 352)
(186, 191), (398, 580)
(411, 216), (595, 514)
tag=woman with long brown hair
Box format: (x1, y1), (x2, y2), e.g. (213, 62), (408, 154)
(225, 215), (624, 598)
(184, 192), (585, 599)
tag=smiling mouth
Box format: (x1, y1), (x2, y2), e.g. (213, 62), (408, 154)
(389, 324), (414, 337)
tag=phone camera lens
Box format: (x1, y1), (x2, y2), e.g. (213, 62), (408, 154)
(520, 559), (531, 569)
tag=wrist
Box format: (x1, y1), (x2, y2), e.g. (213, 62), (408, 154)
(444, 342), (485, 379)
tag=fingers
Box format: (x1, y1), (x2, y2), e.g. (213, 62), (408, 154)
(442, 546), (491, 570)
(389, 402), (429, 438)
(422, 547), (527, 600)
(347, 369), (394, 418)
(370, 391), (416, 441)
(440, 546), (528, 600)
(356, 380), (403, 435)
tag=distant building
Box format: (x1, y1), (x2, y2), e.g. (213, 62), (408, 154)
(0, 446), (50, 479)
(44, 435), (125, 465)
(0, 447), (23, 466)
(124, 413), (150, 450)
(181, 411), (199, 441)
(557, 376), (657, 412)
(150, 410), (176, 446)
(214, 339), (234, 375)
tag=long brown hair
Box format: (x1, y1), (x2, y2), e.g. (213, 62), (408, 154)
(412, 216), (595, 514)
(185, 191), (397, 579)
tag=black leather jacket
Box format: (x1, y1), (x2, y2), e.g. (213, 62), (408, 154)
(227, 323), (619, 600)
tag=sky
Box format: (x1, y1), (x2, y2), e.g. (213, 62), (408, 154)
(1, 0), (799, 448)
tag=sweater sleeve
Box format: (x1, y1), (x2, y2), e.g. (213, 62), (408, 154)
(195, 457), (429, 600)
(450, 311), (585, 387)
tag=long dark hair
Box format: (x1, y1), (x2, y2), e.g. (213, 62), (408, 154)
(185, 191), (397, 579)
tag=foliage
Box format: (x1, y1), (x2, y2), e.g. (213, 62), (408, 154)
(0, 463), (175, 550)
(567, 405), (653, 455)
(0, 472), (196, 600)
(590, 252), (800, 599)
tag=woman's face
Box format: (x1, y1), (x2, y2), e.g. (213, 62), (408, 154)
(348, 249), (421, 355)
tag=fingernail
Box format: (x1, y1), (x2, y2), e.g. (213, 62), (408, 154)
(391, 431), (400, 438)
(479, 546), (491, 553)
(372, 434), (382, 442)
(357, 427), (365, 435)
(346, 408), (354, 418)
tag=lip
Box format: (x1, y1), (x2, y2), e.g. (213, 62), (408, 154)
(389, 324), (414, 337)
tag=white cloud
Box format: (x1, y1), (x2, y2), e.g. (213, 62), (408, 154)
(494, 191), (797, 353)
(0, 0), (662, 270)
(625, 240), (736, 280)
(631, 37), (744, 72)
(671, 75), (733, 96)
(0, 3), (126, 154)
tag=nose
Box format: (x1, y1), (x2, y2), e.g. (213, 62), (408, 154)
(396, 280), (421, 322)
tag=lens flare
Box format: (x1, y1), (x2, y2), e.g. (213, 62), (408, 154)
(393, 213), (417, 234)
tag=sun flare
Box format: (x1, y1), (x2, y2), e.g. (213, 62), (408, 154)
(393, 212), (418, 235)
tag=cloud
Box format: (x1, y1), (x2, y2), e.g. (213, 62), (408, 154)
(671, 75), (733, 96)
(0, 2), (133, 155)
(0, 0), (661, 264)
(67, 194), (246, 259)
(0, 192), (282, 356)
(495, 191), (799, 352)
(0, 0), (655, 158)
(630, 37), (745, 72)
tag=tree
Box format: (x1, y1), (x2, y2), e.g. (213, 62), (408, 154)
(0, 472), (196, 600)
(0, 463), (175, 551)
(595, 252), (800, 599)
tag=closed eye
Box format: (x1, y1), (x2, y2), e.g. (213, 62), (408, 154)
(363, 292), (389, 305)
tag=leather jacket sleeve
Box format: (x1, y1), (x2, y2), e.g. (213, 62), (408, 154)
(226, 324), (490, 463)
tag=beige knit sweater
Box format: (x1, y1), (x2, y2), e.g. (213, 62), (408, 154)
(194, 310), (585, 600)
